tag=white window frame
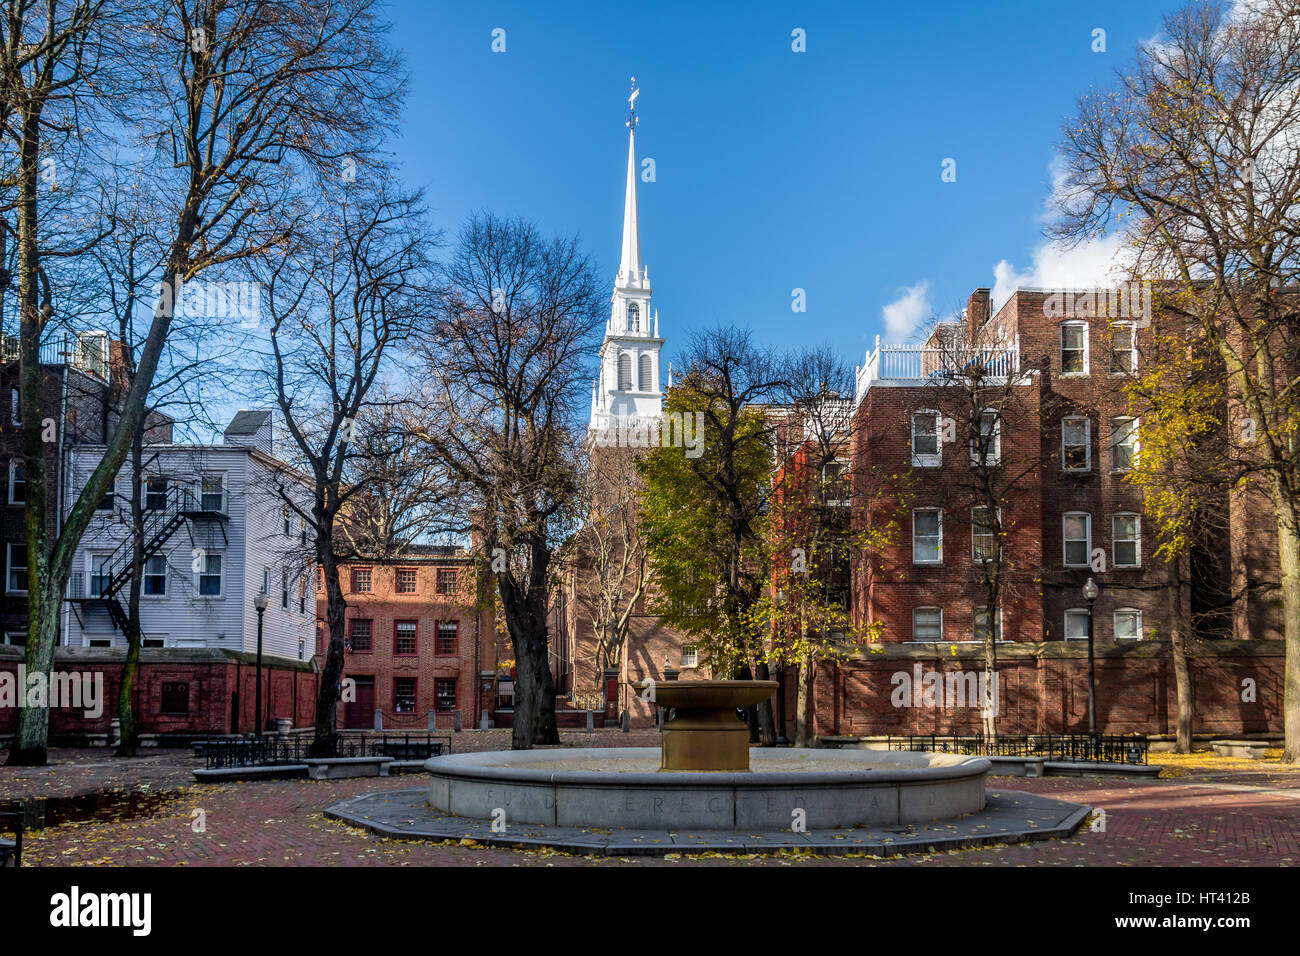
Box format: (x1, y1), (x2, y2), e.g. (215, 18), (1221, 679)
(1063, 512), (1092, 568)
(969, 409), (1001, 467)
(143, 554), (168, 597)
(87, 552), (113, 598)
(1113, 512), (1141, 568)
(6, 542), (28, 594)
(681, 645), (698, 668)
(1064, 608), (1091, 640)
(281, 566), (290, 609)
(1114, 607), (1143, 640)
(1109, 321), (1137, 374)
(1110, 417), (1138, 473)
(143, 475), (168, 511)
(912, 508), (943, 565)
(3, 632), (24, 645)
(911, 410), (941, 467)
(198, 472), (227, 513)
(617, 352), (633, 390)
(1061, 417), (1091, 472)
(196, 551), (224, 599)
(912, 606), (943, 642)
(1060, 321), (1089, 375)
(973, 605), (1004, 643)
(972, 506), (1000, 564)
(8, 459), (24, 505)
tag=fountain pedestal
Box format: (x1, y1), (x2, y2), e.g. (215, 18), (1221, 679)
(635, 679), (777, 772)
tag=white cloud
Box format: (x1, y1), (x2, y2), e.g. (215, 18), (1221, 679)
(881, 281), (931, 341)
(991, 234), (1130, 311)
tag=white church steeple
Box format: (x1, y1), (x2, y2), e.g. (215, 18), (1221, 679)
(590, 79), (664, 431)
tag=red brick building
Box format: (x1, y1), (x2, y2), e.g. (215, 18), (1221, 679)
(319, 547), (505, 732)
(808, 287), (1284, 739)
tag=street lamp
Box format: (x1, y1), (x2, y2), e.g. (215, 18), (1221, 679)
(253, 592), (268, 737)
(1083, 577), (1100, 744)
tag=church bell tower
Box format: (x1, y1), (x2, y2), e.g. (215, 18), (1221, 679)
(590, 79), (664, 432)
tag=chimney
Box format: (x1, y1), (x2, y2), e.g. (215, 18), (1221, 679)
(967, 288), (991, 340)
(224, 410), (273, 455)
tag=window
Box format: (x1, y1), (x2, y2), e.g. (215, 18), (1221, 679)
(435, 677), (457, 712)
(911, 410), (940, 466)
(436, 569), (457, 595)
(196, 475), (223, 512)
(394, 620), (417, 655)
(1062, 417), (1090, 471)
(317, 566), (324, 592)
(394, 677), (417, 713)
(1063, 512), (1091, 567)
(143, 556), (167, 596)
(974, 606), (1002, 643)
(821, 460), (850, 506)
(89, 555), (112, 597)
(6, 543), (27, 593)
(142, 637), (165, 648)
(348, 619), (372, 652)
(281, 567), (289, 609)
(969, 410), (1001, 466)
(436, 621), (459, 655)
(638, 353), (652, 391)
(145, 476), (168, 510)
(9, 387), (17, 426)
(912, 606), (943, 641)
(160, 682), (189, 715)
(912, 509), (942, 564)
(282, 503), (291, 536)
(1064, 609), (1091, 640)
(8, 460), (24, 505)
(395, 568), (417, 594)
(1114, 608), (1143, 640)
(626, 302), (639, 332)
(618, 353), (633, 390)
(3, 632), (25, 646)
(197, 552), (223, 597)
(972, 507), (998, 563)
(351, 567), (372, 593)
(1113, 513), (1141, 568)
(97, 484), (114, 511)
(681, 645), (698, 668)
(1060, 322), (1088, 374)
(1110, 322), (1137, 374)
(1110, 417), (1138, 472)
(298, 578), (306, 614)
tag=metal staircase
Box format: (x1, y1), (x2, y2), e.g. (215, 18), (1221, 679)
(68, 483), (228, 635)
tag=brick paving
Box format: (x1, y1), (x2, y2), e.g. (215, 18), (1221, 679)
(4, 738), (1299, 866)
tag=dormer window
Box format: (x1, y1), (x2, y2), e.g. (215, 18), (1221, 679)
(626, 302), (640, 332)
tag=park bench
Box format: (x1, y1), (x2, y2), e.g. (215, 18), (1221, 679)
(0, 810), (23, 867)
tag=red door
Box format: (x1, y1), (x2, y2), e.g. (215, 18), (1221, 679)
(344, 677), (375, 729)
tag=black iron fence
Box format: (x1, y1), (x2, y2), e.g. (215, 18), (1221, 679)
(888, 733), (1148, 765)
(200, 733), (452, 769)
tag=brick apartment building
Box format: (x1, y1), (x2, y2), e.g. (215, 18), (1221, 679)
(806, 286), (1284, 739)
(320, 548), (506, 732)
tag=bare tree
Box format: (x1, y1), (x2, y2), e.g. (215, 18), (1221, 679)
(1052, 0), (1300, 760)
(3, 0), (405, 765)
(413, 212), (604, 750)
(259, 181), (433, 758)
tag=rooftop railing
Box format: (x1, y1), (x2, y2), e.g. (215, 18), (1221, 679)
(854, 335), (1021, 406)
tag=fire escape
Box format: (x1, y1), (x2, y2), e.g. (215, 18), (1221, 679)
(67, 483), (229, 634)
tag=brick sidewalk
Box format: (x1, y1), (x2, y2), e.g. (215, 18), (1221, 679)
(7, 739), (1300, 866)
(10, 772), (1298, 867)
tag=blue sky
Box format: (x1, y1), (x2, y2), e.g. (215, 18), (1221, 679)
(385, 0), (1169, 370)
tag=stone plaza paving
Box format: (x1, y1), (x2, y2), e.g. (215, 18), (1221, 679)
(3, 732), (1300, 866)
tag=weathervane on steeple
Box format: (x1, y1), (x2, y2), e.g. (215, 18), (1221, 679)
(627, 76), (639, 130)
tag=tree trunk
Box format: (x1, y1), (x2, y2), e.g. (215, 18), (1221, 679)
(1168, 555), (1193, 754)
(310, 553), (347, 758)
(116, 431), (146, 758)
(794, 650), (814, 748)
(755, 660), (776, 746)
(1272, 486), (1300, 764)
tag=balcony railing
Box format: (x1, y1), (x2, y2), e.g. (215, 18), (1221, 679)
(855, 335), (1020, 406)
(1, 331), (109, 379)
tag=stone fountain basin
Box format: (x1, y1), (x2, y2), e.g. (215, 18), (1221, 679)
(424, 747), (989, 830)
